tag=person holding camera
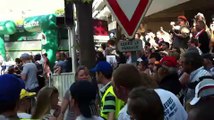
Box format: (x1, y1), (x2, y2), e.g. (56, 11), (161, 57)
(171, 16), (190, 54)
(195, 20), (210, 54)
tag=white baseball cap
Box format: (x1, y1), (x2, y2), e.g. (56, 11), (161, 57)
(190, 79), (214, 105)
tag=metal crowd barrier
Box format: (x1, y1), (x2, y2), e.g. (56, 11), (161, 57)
(51, 72), (75, 100)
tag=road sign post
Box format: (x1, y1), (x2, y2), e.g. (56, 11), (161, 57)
(104, 0), (153, 38)
(118, 40), (142, 52)
(118, 40), (142, 63)
(105, 0), (152, 63)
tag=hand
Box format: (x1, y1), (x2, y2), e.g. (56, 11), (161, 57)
(170, 21), (175, 26)
(57, 113), (64, 120)
(53, 105), (61, 118)
(49, 116), (57, 120)
(179, 72), (190, 86)
(160, 27), (163, 31)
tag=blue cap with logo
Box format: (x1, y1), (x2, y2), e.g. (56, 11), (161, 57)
(91, 61), (113, 75)
(0, 74), (25, 102)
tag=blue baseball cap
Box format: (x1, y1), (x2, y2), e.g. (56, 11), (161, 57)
(91, 61), (113, 75)
(0, 74), (25, 102)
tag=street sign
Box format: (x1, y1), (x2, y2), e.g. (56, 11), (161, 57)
(104, 0), (153, 38)
(118, 40), (142, 52)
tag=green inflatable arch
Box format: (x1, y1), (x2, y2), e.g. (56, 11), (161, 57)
(0, 21), (16, 59)
(24, 14), (58, 67)
(0, 15), (58, 66)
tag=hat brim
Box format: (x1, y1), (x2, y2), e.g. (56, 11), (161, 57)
(20, 93), (36, 99)
(90, 67), (97, 73)
(190, 97), (200, 105)
(137, 58), (143, 62)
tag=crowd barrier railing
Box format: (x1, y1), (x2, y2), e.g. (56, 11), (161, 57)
(51, 72), (75, 101)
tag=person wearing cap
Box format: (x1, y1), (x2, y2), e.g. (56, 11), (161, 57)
(160, 41), (170, 52)
(20, 53), (39, 92)
(188, 79), (214, 120)
(172, 15), (190, 52)
(17, 89), (36, 119)
(91, 61), (124, 120)
(157, 56), (182, 95)
(0, 74), (25, 119)
(189, 78), (214, 106)
(181, 52), (212, 106)
(70, 80), (103, 120)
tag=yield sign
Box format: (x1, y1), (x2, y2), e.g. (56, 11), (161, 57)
(104, 0), (153, 38)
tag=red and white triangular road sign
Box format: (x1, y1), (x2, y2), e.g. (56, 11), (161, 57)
(104, 0), (153, 38)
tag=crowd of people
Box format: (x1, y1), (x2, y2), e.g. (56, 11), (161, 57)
(1, 12), (214, 120)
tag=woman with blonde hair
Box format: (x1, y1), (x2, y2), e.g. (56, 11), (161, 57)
(59, 66), (91, 120)
(31, 86), (60, 120)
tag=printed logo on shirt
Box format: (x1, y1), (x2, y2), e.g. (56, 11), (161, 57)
(163, 97), (178, 120)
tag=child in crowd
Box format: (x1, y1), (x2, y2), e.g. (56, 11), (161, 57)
(31, 86), (60, 120)
(17, 89), (36, 119)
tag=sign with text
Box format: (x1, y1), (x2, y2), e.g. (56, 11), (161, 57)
(118, 40), (142, 52)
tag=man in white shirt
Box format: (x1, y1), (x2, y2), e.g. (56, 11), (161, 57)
(112, 64), (142, 120)
(119, 88), (188, 120)
(181, 52), (211, 103)
(112, 64), (187, 120)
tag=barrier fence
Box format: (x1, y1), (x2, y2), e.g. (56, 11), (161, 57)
(51, 72), (75, 100)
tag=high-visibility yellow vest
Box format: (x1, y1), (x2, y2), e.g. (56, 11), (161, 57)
(100, 86), (124, 120)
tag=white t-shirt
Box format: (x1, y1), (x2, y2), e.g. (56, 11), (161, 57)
(17, 113), (32, 119)
(155, 89), (188, 120)
(118, 89), (188, 120)
(118, 104), (130, 120)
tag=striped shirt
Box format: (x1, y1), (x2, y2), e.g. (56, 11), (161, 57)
(186, 67), (211, 101)
(102, 92), (116, 114)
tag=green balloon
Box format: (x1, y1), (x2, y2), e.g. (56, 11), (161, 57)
(0, 21), (16, 35)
